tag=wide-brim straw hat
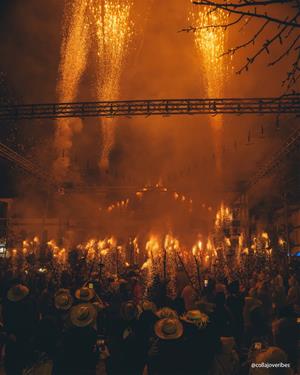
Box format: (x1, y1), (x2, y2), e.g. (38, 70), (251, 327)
(181, 309), (209, 329)
(120, 301), (139, 321)
(156, 307), (178, 319)
(54, 289), (73, 311)
(70, 303), (97, 328)
(155, 318), (183, 340)
(7, 284), (29, 302)
(140, 300), (157, 313)
(75, 287), (95, 302)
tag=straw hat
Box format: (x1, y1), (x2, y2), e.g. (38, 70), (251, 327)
(156, 307), (178, 319)
(155, 318), (183, 340)
(70, 303), (97, 328)
(75, 287), (95, 302)
(54, 289), (73, 311)
(120, 301), (139, 321)
(181, 310), (209, 329)
(7, 284), (29, 302)
(140, 300), (157, 313)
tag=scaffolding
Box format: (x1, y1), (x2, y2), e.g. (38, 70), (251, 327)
(1, 95), (300, 121)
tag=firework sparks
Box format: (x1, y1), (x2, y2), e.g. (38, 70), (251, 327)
(190, 5), (231, 175)
(88, 0), (134, 171)
(54, 0), (90, 180)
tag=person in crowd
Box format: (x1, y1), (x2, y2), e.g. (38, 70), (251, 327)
(213, 291), (233, 337)
(75, 286), (96, 304)
(272, 314), (298, 372)
(181, 282), (198, 311)
(287, 275), (300, 307)
(211, 336), (240, 375)
(147, 317), (185, 374)
(272, 275), (287, 312)
(226, 280), (245, 348)
(53, 303), (98, 375)
(181, 309), (221, 374)
(257, 281), (273, 320)
(244, 305), (273, 351)
(2, 283), (39, 375)
(0, 249), (299, 374)
(249, 346), (293, 375)
(106, 300), (141, 374)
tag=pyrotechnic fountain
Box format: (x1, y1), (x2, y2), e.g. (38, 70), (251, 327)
(190, 6), (231, 176)
(54, 0), (134, 178)
(88, 0), (134, 171)
(54, 0), (90, 180)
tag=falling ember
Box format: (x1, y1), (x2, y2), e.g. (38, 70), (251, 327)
(54, 0), (90, 180)
(88, 0), (134, 171)
(190, 6), (229, 98)
(190, 5), (231, 175)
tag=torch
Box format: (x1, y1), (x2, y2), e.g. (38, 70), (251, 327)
(192, 243), (201, 290)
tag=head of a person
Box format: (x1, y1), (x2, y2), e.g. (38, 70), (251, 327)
(251, 346), (290, 375)
(70, 303), (97, 328)
(156, 307), (178, 320)
(181, 309), (209, 330)
(75, 287), (95, 302)
(228, 280), (239, 294)
(140, 300), (157, 314)
(54, 289), (73, 311)
(7, 284), (29, 303)
(215, 292), (226, 306)
(250, 306), (266, 329)
(121, 301), (139, 322)
(288, 275), (297, 288)
(272, 317), (297, 349)
(154, 318), (183, 341)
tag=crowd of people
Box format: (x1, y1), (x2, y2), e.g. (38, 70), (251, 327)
(0, 252), (299, 375)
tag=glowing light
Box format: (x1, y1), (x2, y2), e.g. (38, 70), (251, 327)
(190, 6), (229, 98)
(190, 5), (231, 175)
(88, 0), (134, 170)
(54, 0), (89, 179)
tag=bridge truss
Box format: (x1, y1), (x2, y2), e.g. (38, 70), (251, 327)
(1, 95), (300, 121)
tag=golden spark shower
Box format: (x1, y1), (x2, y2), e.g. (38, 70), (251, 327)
(54, 0), (90, 180)
(190, 5), (231, 176)
(89, 0), (134, 171)
(54, 0), (134, 177)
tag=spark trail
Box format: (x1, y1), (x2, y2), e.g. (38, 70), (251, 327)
(190, 6), (231, 176)
(54, 0), (90, 180)
(89, 0), (133, 171)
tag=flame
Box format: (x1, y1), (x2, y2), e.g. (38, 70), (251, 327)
(192, 245), (197, 257)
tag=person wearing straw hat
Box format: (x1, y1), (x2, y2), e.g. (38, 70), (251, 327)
(250, 346), (292, 375)
(180, 310), (221, 375)
(54, 303), (98, 375)
(75, 287), (95, 303)
(147, 317), (185, 375)
(105, 301), (140, 374)
(54, 288), (73, 311)
(3, 284), (39, 375)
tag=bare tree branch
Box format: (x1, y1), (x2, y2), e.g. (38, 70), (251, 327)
(268, 34), (300, 65)
(179, 14), (244, 32)
(193, 0), (300, 28)
(184, 0), (300, 89)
